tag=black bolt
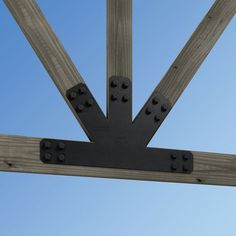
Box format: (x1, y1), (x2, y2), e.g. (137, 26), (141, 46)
(171, 153), (177, 160)
(154, 115), (160, 123)
(183, 154), (189, 161)
(58, 142), (65, 150)
(145, 107), (152, 115)
(76, 104), (84, 112)
(111, 79), (118, 88)
(111, 94), (118, 101)
(44, 153), (52, 161)
(152, 97), (159, 105)
(78, 86), (86, 94)
(68, 91), (77, 100)
(122, 81), (129, 89)
(43, 141), (52, 149)
(86, 98), (94, 107)
(122, 95), (129, 102)
(183, 164), (189, 172)
(171, 163), (178, 171)
(161, 104), (168, 112)
(58, 154), (65, 162)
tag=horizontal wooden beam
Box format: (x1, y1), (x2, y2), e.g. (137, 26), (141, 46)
(1, 134), (236, 186)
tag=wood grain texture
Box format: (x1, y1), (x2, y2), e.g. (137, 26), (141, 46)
(1, 134), (236, 187)
(155, 0), (236, 105)
(107, 0), (132, 80)
(4, 0), (84, 93)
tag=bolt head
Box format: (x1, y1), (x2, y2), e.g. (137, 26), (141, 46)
(78, 86), (86, 94)
(171, 163), (178, 171)
(182, 154), (189, 161)
(152, 97), (159, 105)
(111, 94), (118, 101)
(171, 153), (177, 160)
(43, 141), (52, 149)
(86, 98), (94, 107)
(58, 142), (65, 150)
(122, 81), (129, 89)
(111, 79), (118, 88)
(154, 115), (160, 123)
(68, 91), (77, 100)
(76, 104), (84, 112)
(44, 153), (52, 161)
(161, 104), (168, 112)
(145, 107), (152, 115)
(183, 164), (189, 172)
(58, 154), (65, 162)
(122, 95), (129, 102)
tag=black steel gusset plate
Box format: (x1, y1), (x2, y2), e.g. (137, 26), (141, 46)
(40, 139), (193, 174)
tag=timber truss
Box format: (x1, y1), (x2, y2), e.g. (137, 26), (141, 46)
(1, 0), (236, 186)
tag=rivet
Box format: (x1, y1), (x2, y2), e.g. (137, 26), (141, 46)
(44, 153), (52, 161)
(122, 81), (129, 89)
(78, 86), (86, 94)
(68, 91), (77, 100)
(171, 163), (178, 171)
(122, 95), (129, 102)
(152, 97), (159, 105)
(58, 154), (65, 162)
(161, 104), (168, 112)
(154, 115), (160, 123)
(111, 94), (118, 101)
(145, 107), (152, 115)
(86, 98), (94, 107)
(58, 142), (65, 150)
(76, 104), (84, 112)
(43, 141), (52, 149)
(111, 79), (118, 88)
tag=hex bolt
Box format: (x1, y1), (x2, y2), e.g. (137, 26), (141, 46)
(68, 91), (77, 100)
(152, 97), (159, 105)
(145, 107), (152, 115)
(171, 153), (177, 160)
(58, 154), (65, 162)
(111, 94), (118, 101)
(111, 79), (118, 88)
(182, 154), (189, 161)
(122, 81), (129, 89)
(154, 115), (160, 123)
(43, 141), (52, 149)
(161, 104), (168, 112)
(76, 104), (84, 112)
(171, 163), (178, 171)
(86, 98), (94, 107)
(44, 153), (52, 161)
(183, 164), (189, 172)
(78, 86), (86, 94)
(122, 95), (129, 102)
(58, 142), (65, 150)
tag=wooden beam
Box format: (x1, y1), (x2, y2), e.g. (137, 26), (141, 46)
(107, 0), (132, 80)
(142, 0), (236, 107)
(1, 134), (236, 187)
(4, 0), (106, 141)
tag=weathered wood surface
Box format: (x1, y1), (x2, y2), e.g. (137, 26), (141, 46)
(154, 0), (236, 106)
(1, 134), (236, 187)
(107, 0), (132, 80)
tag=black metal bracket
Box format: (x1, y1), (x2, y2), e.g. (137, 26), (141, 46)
(40, 76), (194, 174)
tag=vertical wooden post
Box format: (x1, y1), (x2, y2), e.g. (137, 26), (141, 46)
(107, 0), (132, 118)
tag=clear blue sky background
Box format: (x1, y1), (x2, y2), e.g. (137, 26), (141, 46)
(1, 0), (236, 235)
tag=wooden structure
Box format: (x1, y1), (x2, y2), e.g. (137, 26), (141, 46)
(1, 0), (236, 186)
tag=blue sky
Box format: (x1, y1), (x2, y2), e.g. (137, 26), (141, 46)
(1, 0), (236, 235)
